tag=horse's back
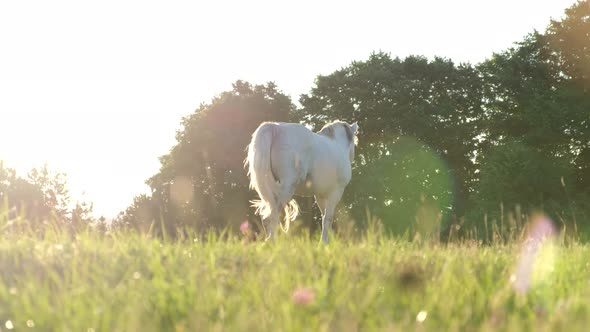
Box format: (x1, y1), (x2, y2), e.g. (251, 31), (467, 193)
(262, 121), (352, 196)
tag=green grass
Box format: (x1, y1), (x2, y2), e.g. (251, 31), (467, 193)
(0, 223), (589, 331)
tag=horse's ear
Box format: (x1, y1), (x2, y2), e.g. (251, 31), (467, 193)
(350, 122), (359, 133)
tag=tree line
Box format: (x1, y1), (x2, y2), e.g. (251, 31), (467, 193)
(3, 1), (589, 240)
(0, 162), (98, 234)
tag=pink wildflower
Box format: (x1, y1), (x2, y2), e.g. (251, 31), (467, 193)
(240, 221), (250, 234)
(292, 287), (315, 305)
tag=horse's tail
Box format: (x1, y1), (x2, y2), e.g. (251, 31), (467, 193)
(281, 199), (299, 233)
(246, 122), (277, 221)
(245, 122), (299, 233)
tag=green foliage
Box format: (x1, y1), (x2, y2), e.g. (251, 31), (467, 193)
(469, 141), (575, 225)
(467, 0), (590, 236)
(478, 0), (588, 182)
(545, 0), (590, 194)
(478, 32), (580, 155)
(547, 0), (590, 91)
(0, 162), (95, 231)
(115, 194), (158, 232)
(296, 1), (588, 236)
(478, 141), (572, 207)
(345, 137), (454, 235)
(299, 53), (484, 233)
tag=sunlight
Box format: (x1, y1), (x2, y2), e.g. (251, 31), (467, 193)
(0, 0), (575, 218)
(170, 176), (194, 207)
(0, 1), (587, 330)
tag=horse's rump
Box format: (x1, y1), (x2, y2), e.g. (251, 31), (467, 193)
(245, 122), (304, 231)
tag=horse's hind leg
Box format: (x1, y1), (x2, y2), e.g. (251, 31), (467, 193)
(261, 181), (296, 242)
(318, 188), (344, 244)
(261, 216), (271, 239)
(263, 205), (281, 242)
(255, 194), (280, 241)
(276, 176), (299, 227)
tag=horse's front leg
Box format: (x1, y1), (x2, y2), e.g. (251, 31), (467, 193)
(318, 189), (344, 244)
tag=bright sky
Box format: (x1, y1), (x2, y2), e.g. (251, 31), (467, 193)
(0, 0), (575, 219)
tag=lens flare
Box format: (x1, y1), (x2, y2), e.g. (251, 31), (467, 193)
(170, 175), (194, 206)
(511, 214), (557, 294)
(375, 136), (454, 235)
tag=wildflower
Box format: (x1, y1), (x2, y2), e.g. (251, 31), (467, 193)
(292, 287), (315, 305)
(240, 221), (250, 234)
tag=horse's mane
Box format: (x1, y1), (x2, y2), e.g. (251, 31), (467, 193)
(318, 120), (356, 145)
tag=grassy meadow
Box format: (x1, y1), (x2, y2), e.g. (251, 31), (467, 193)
(1, 213), (590, 332)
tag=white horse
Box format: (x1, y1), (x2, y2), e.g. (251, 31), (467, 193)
(245, 120), (359, 243)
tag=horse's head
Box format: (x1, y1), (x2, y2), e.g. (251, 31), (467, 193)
(319, 120), (360, 162)
(347, 122), (359, 161)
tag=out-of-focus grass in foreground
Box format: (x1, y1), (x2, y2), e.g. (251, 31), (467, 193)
(0, 212), (589, 331)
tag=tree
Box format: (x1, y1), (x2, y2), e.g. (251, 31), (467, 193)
(114, 194), (158, 233)
(546, 0), (590, 195)
(0, 162), (96, 232)
(117, 81), (297, 235)
(470, 140), (574, 221)
(474, 0), (590, 229)
(299, 53), (484, 233)
(27, 164), (70, 219)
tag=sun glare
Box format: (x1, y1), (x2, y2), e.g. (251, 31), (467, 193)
(0, 0), (575, 217)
